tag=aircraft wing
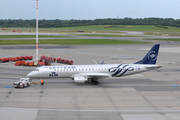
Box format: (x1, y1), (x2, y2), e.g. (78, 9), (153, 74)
(72, 73), (111, 79)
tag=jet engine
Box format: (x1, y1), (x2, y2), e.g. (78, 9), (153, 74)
(73, 76), (87, 83)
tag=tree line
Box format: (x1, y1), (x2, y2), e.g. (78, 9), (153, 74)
(0, 17), (180, 28)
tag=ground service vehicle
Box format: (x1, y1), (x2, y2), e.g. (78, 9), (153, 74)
(77, 30), (84, 32)
(0, 58), (9, 63)
(21, 56), (27, 60)
(26, 56), (33, 60)
(15, 61), (25, 66)
(57, 58), (62, 63)
(13, 78), (32, 88)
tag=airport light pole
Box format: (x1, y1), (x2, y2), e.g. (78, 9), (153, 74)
(36, 0), (38, 63)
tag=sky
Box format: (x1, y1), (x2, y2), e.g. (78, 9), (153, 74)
(0, 0), (180, 20)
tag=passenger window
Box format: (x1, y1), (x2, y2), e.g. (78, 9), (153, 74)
(53, 67), (56, 71)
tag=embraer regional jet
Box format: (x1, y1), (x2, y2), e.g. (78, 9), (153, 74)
(27, 44), (162, 85)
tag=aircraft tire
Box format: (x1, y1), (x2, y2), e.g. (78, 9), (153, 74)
(93, 81), (99, 85)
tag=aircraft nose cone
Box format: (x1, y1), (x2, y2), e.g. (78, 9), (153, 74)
(27, 72), (33, 77)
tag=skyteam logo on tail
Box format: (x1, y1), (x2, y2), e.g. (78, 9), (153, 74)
(148, 51), (157, 61)
(108, 64), (134, 77)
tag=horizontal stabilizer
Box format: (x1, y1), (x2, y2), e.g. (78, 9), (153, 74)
(145, 65), (162, 70)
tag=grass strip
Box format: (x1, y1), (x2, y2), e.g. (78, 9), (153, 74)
(144, 32), (180, 36)
(0, 39), (150, 45)
(46, 25), (180, 32)
(72, 34), (146, 37)
(6, 25), (180, 32)
(143, 38), (180, 41)
(0, 35), (70, 38)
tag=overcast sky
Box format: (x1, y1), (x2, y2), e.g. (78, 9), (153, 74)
(0, 0), (179, 20)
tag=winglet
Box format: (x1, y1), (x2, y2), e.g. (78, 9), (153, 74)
(101, 61), (104, 64)
(134, 44), (160, 64)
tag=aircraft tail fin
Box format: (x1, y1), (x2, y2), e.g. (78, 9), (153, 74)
(134, 44), (160, 64)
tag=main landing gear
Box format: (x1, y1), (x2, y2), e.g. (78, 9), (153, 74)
(92, 78), (99, 85)
(93, 81), (99, 85)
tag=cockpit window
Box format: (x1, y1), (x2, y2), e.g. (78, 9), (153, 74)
(35, 69), (39, 71)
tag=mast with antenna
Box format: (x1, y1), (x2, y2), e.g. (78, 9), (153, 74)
(36, 0), (39, 62)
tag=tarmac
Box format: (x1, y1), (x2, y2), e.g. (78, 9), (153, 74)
(0, 41), (180, 119)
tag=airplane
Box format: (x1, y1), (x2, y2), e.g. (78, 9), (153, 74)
(27, 44), (162, 85)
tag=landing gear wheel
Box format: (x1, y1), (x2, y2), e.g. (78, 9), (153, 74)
(93, 81), (99, 85)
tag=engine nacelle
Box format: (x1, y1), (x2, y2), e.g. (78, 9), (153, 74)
(74, 76), (87, 83)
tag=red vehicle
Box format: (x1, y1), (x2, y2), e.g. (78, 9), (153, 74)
(48, 57), (55, 63)
(9, 57), (15, 62)
(68, 60), (73, 65)
(61, 59), (65, 64)
(53, 58), (56, 62)
(57, 58), (62, 63)
(77, 30), (84, 32)
(40, 55), (46, 60)
(21, 56), (27, 60)
(38, 59), (51, 66)
(44, 57), (50, 62)
(17, 56), (23, 61)
(28, 61), (34, 66)
(14, 57), (19, 61)
(23, 62), (29, 66)
(63, 60), (69, 64)
(5, 58), (10, 62)
(0, 58), (9, 62)
(38, 59), (45, 66)
(15, 61), (20, 66)
(26, 56), (33, 60)
(15, 61), (25, 66)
